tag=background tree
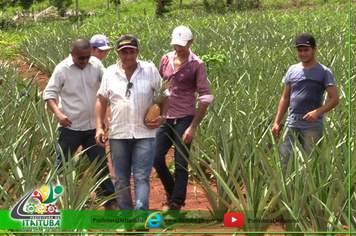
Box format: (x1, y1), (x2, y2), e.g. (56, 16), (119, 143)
(50, 0), (73, 17)
(110, 0), (121, 6)
(0, 0), (45, 10)
(204, 0), (259, 12)
(155, 0), (172, 16)
(18, 0), (35, 10)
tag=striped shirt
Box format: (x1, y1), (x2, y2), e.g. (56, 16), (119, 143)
(159, 50), (213, 119)
(43, 55), (105, 131)
(97, 60), (170, 139)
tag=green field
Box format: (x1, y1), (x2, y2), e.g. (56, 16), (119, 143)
(0, 0), (353, 234)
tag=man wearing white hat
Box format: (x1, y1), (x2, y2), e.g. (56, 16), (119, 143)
(153, 26), (214, 210)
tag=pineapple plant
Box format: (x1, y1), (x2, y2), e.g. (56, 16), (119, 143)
(144, 80), (170, 123)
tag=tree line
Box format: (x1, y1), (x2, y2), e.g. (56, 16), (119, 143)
(0, 0), (261, 17)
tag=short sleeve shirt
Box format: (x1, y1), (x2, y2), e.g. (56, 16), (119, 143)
(283, 62), (336, 128)
(97, 60), (169, 139)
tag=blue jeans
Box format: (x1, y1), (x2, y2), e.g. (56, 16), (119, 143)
(153, 116), (194, 206)
(279, 126), (323, 167)
(55, 127), (116, 205)
(109, 138), (155, 210)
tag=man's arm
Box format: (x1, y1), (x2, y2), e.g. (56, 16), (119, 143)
(46, 99), (72, 128)
(95, 95), (108, 147)
(303, 85), (339, 123)
(271, 85), (291, 138)
(182, 103), (209, 144)
(182, 60), (213, 144)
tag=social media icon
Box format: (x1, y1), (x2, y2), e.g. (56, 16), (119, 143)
(145, 211), (162, 229)
(224, 213), (244, 227)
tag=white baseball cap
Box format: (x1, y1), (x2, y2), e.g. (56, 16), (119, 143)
(170, 26), (193, 47)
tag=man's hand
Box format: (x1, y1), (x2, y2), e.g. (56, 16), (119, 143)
(271, 123), (281, 138)
(56, 113), (72, 128)
(303, 109), (319, 123)
(47, 99), (72, 128)
(95, 128), (106, 147)
(145, 116), (166, 129)
(182, 126), (196, 144)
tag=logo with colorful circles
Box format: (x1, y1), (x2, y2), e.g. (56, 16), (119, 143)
(10, 184), (63, 230)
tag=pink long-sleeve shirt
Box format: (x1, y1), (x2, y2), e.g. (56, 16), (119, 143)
(159, 51), (213, 119)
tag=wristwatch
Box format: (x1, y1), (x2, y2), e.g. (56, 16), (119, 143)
(161, 115), (166, 123)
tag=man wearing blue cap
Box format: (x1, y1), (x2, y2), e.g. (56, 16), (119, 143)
(90, 34), (112, 129)
(271, 34), (339, 168)
(90, 34), (112, 62)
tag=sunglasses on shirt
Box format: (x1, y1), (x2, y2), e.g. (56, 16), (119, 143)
(126, 82), (133, 97)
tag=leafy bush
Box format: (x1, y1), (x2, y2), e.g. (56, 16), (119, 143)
(229, 0), (260, 10)
(0, 12), (16, 29)
(50, 0), (72, 17)
(200, 52), (228, 74)
(202, 0), (227, 13)
(155, 0), (173, 16)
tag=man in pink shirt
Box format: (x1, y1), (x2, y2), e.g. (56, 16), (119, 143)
(153, 26), (214, 210)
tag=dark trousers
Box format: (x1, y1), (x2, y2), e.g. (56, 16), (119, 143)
(153, 116), (194, 206)
(55, 127), (116, 205)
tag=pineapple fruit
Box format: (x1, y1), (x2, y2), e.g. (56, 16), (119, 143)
(144, 80), (169, 123)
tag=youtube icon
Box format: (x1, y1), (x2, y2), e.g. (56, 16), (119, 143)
(224, 213), (244, 227)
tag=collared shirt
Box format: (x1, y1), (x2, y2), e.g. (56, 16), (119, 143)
(97, 60), (170, 139)
(159, 50), (213, 119)
(43, 55), (105, 131)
